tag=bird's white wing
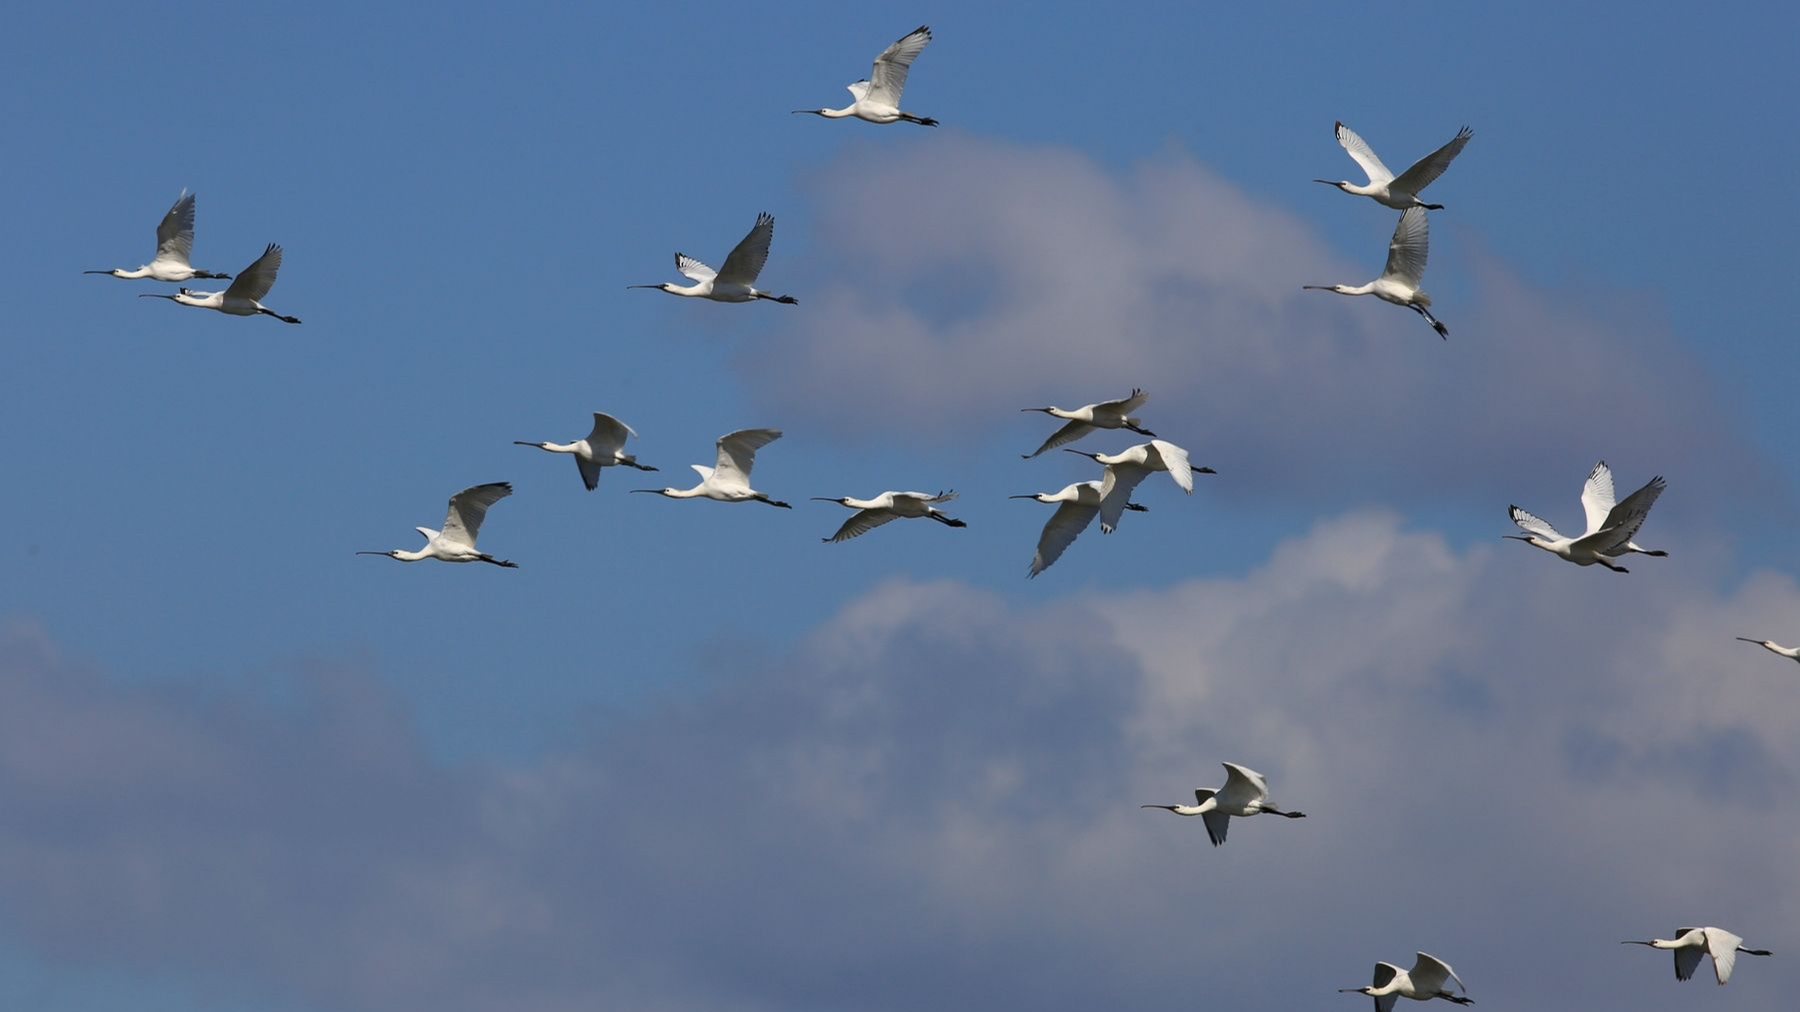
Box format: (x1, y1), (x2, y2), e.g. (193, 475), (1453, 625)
(1025, 419), (1096, 458)
(225, 243), (284, 301)
(1672, 929), (1704, 981)
(1097, 463), (1152, 533)
(1220, 762), (1269, 803)
(717, 212), (775, 286)
(586, 412), (637, 453)
(153, 190), (196, 266)
(1411, 953), (1465, 995)
(1381, 208), (1430, 287)
(1573, 509), (1647, 555)
(867, 24), (931, 107)
(1391, 126), (1473, 196)
(906, 490), (957, 504)
(714, 428), (782, 488)
(1581, 460), (1617, 534)
(1704, 928), (1744, 984)
(826, 508), (901, 543)
(845, 80), (872, 101)
(1028, 500), (1099, 578)
(1509, 505), (1563, 541)
(1601, 475), (1666, 531)
(1099, 387), (1149, 416)
(675, 253), (716, 282)
(1335, 121), (1395, 185)
(439, 482), (513, 548)
(1150, 440), (1194, 493)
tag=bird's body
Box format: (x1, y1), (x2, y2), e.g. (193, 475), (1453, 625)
(515, 412), (656, 490)
(632, 428), (790, 507)
(1507, 463), (1666, 572)
(1305, 207), (1447, 338)
(1142, 762), (1306, 847)
(630, 213), (797, 304)
(1064, 439), (1215, 533)
(1315, 122), (1472, 210)
(137, 243), (301, 323)
(813, 490), (965, 542)
(1624, 927), (1772, 985)
(1020, 388), (1154, 458)
(794, 25), (937, 126)
(1736, 637), (1800, 662)
(358, 483), (518, 567)
(1339, 953), (1474, 1010)
(1010, 480), (1147, 578)
(86, 190), (233, 282)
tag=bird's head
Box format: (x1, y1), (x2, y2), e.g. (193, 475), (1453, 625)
(1020, 405), (1059, 415)
(791, 108), (828, 117)
(1313, 179), (1350, 192)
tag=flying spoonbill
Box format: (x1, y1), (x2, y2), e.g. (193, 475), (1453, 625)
(631, 428), (791, 507)
(1506, 464), (1665, 572)
(1340, 953), (1473, 1009)
(1581, 460), (1669, 558)
(1735, 638), (1800, 663)
(793, 25), (938, 126)
(1315, 122), (1473, 210)
(1020, 388), (1154, 458)
(137, 243), (301, 323)
(1010, 481), (1147, 578)
(1141, 762), (1305, 847)
(1064, 440), (1215, 533)
(514, 412), (656, 490)
(629, 213), (797, 304)
(358, 483), (518, 568)
(1304, 208), (1447, 338)
(86, 190), (233, 282)
(1623, 927), (1772, 985)
(812, 490), (965, 542)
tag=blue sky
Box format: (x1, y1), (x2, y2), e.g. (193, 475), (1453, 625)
(2, 3), (1798, 1010)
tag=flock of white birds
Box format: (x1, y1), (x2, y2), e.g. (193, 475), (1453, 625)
(83, 22), (1786, 1004)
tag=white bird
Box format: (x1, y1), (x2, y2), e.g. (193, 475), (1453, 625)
(1304, 208), (1447, 338)
(812, 490), (966, 542)
(1507, 464), (1666, 572)
(1020, 388), (1155, 458)
(1580, 461), (1669, 557)
(137, 243), (301, 323)
(1735, 637), (1800, 663)
(1063, 439), (1215, 533)
(1623, 927), (1772, 985)
(358, 482), (518, 568)
(514, 412), (657, 491)
(630, 428), (791, 508)
(1141, 762), (1306, 847)
(86, 190), (234, 283)
(1340, 953), (1474, 1010)
(1315, 122), (1473, 210)
(793, 25), (938, 126)
(1010, 481), (1148, 578)
(629, 213), (797, 304)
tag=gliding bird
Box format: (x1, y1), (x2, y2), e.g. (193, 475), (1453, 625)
(86, 190), (233, 282)
(1010, 481), (1147, 578)
(137, 243), (301, 323)
(1735, 637), (1800, 663)
(357, 483), (519, 568)
(1315, 122), (1473, 210)
(1304, 207), (1447, 338)
(629, 213), (797, 304)
(1339, 953), (1474, 1010)
(1580, 461), (1669, 558)
(514, 412), (656, 490)
(812, 490), (966, 542)
(1064, 439), (1215, 533)
(1020, 388), (1154, 458)
(631, 428), (791, 507)
(1506, 464), (1666, 572)
(793, 25), (938, 126)
(1141, 762), (1306, 847)
(1623, 927), (1772, 985)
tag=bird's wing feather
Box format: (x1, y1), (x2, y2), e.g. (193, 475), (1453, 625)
(225, 243), (283, 301)
(1510, 505), (1563, 541)
(827, 509), (901, 543)
(1574, 511), (1647, 554)
(1381, 208), (1430, 286)
(1029, 501), (1098, 578)
(1220, 762), (1268, 803)
(1151, 440), (1194, 493)
(1097, 464), (1151, 533)
(577, 455), (600, 491)
(1581, 460), (1617, 534)
(1104, 387), (1149, 415)
(1673, 936), (1704, 981)
(1602, 475), (1665, 531)
(153, 190), (195, 265)
(1412, 953), (1463, 994)
(586, 412), (636, 452)
(714, 428), (781, 488)
(1026, 419), (1094, 458)
(1200, 809), (1229, 847)
(868, 25), (930, 106)
(1391, 126), (1473, 195)
(675, 253), (716, 282)
(845, 80), (872, 101)
(440, 482), (512, 548)
(1335, 122), (1395, 185)
(717, 212), (775, 286)
(1705, 928), (1743, 984)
